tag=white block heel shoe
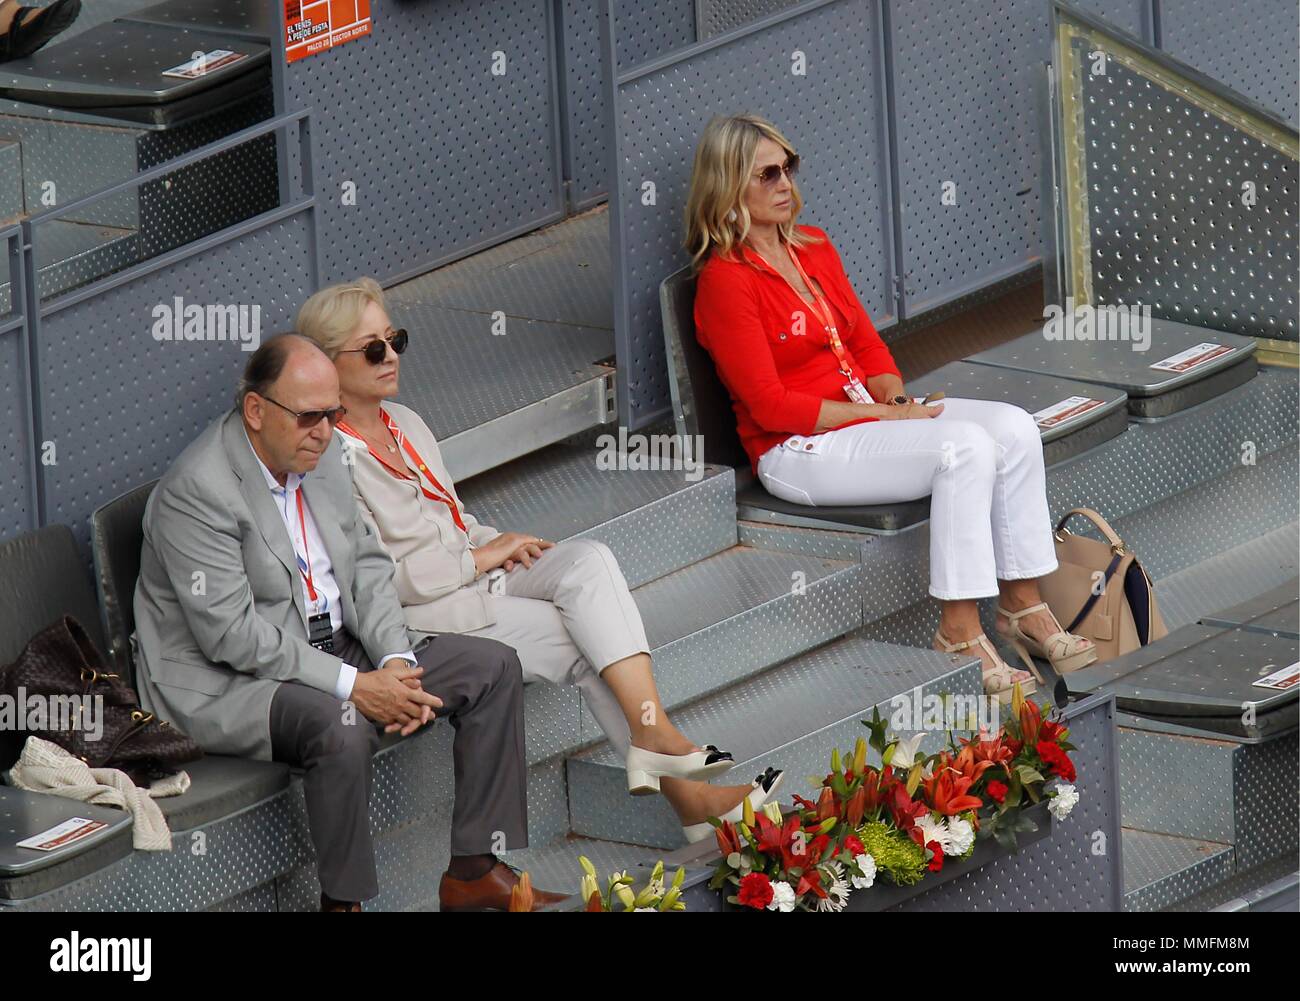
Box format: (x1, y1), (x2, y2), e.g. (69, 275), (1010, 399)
(625, 744), (735, 795)
(681, 768), (785, 844)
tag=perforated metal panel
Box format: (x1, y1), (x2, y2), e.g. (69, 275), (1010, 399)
(1052, 4), (1300, 343)
(698, 0), (802, 38)
(285, 0), (565, 286)
(32, 212), (315, 548)
(613, 0), (697, 67)
(609, 0), (896, 428)
(1080, 60), (1297, 339)
(561, 0), (612, 207)
(1158, 0), (1299, 127)
(892, 693), (1122, 911)
(887, 0), (1148, 319)
(0, 226), (34, 542)
(889, 0), (1044, 318)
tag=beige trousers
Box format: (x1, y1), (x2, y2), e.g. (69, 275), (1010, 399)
(464, 539), (649, 756)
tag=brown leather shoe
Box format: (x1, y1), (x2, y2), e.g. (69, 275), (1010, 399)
(438, 861), (570, 912)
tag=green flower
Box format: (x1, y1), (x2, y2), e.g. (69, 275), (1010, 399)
(858, 821), (927, 886)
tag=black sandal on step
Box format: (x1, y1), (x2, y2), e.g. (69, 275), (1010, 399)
(0, 0), (81, 63)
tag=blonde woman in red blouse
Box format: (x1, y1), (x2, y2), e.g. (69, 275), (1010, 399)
(687, 114), (1096, 703)
(297, 279), (784, 844)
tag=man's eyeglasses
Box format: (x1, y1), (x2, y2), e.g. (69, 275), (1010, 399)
(754, 155), (799, 187)
(337, 328), (409, 365)
(262, 395), (348, 429)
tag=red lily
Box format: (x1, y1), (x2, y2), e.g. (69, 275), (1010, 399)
(961, 731), (1016, 771)
(888, 784), (930, 833)
(714, 819), (743, 857)
(923, 770), (985, 817)
(1019, 699), (1042, 748)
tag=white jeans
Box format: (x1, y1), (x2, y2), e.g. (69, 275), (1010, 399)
(464, 539), (649, 757)
(757, 397), (1058, 600)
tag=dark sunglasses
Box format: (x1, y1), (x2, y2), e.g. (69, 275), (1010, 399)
(262, 395), (348, 430)
(338, 328), (409, 365)
(755, 155), (799, 187)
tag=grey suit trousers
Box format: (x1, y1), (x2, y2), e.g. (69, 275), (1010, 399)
(269, 630), (528, 903)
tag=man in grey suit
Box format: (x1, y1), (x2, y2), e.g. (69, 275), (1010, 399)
(133, 333), (562, 911)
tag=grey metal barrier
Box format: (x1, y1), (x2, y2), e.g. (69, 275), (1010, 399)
(0, 225), (36, 540)
(885, 0), (1152, 318)
(20, 110), (320, 551)
(281, 0), (569, 288)
(698, 0), (803, 39)
(1046, 0), (1299, 342)
(604, 0), (900, 430)
(1156, 0), (1298, 128)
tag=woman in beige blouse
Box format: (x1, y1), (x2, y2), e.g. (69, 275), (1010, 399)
(297, 278), (783, 841)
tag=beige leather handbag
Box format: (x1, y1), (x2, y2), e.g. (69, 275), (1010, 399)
(1037, 507), (1168, 664)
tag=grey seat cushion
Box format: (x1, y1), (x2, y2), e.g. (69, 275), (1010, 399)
(156, 755), (290, 831)
(736, 481), (931, 532)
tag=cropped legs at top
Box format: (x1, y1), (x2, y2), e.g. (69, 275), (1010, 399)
(756, 397), (1058, 600)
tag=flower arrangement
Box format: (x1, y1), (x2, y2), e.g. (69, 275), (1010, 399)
(578, 857), (688, 911)
(710, 685), (1081, 911)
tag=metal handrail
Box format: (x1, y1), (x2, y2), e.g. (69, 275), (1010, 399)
(26, 108), (314, 227)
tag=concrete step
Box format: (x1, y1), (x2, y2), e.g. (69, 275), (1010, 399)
(458, 441), (737, 590)
(1122, 828), (1234, 912)
(567, 632), (980, 848)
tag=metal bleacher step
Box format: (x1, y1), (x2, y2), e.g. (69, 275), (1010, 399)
(456, 437), (738, 590)
(386, 210), (615, 481)
(0, 219), (139, 304)
(1116, 714), (1297, 874)
(1122, 828), (1235, 912)
(517, 543), (862, 765)
(1165, 856), (1300, 912)
(567, 634), (981, 848)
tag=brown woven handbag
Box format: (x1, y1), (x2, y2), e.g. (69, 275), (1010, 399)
(1037, 507), (1168, 664)
(0, 616), (202, 783)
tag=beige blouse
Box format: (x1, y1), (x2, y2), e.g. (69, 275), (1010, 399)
(338, 401), (501, 635)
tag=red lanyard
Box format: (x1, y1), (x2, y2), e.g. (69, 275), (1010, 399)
(752, 243), (860, 382)
(293, 488), (319, 603)
(337, 410), (468, 535)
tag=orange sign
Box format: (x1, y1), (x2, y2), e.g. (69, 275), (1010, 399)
(285, 1), (372, 63)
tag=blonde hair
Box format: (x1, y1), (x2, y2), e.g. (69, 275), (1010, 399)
(684, 114), (816, 271)
(295, 277), (387, 358)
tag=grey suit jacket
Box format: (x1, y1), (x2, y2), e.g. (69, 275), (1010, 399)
(133, 410), (414, 760)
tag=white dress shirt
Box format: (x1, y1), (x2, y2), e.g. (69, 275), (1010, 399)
(247, 432), (413, 700)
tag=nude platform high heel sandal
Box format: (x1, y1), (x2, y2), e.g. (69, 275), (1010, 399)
(996, 602), (1098, 678)
(933, 629), (1036, 705)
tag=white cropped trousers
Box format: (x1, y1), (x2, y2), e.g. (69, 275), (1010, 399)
(757, 397), (1059, 601)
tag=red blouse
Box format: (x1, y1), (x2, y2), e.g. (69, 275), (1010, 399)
(693, 225), (902, 472)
